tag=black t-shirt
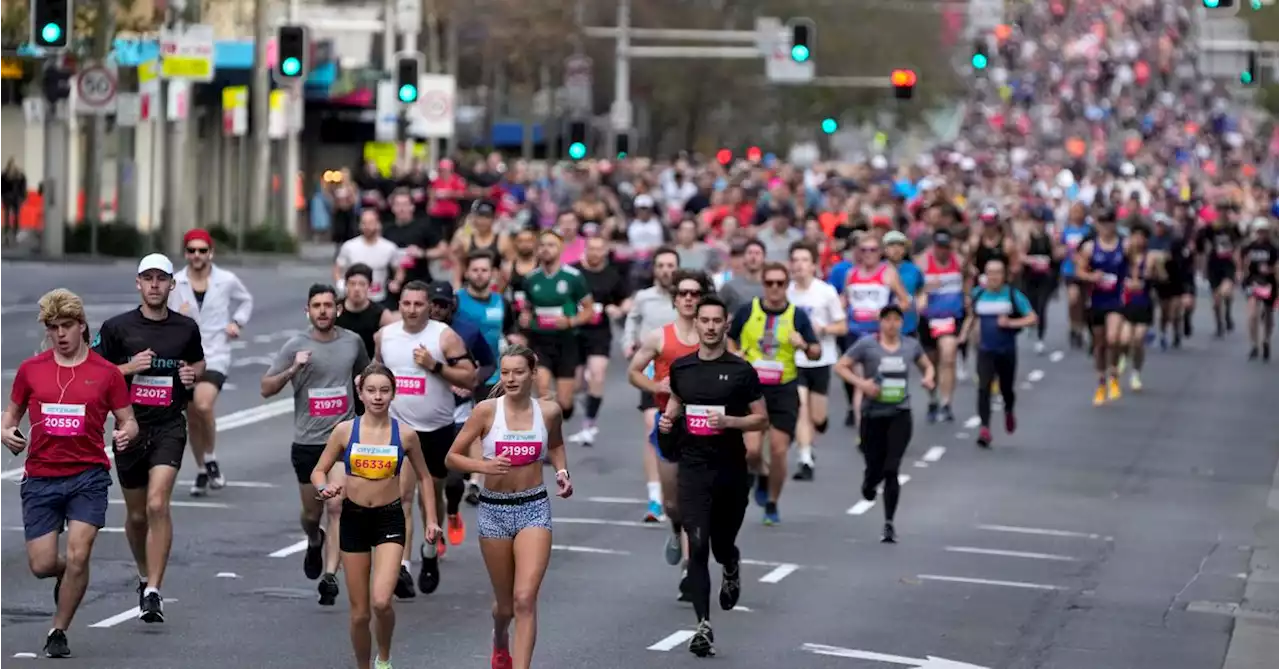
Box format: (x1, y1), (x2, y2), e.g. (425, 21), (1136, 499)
(336, 300), (386, 358)
(1242, 239), (1278, 284)
(382, 218), (441, 283)
(668, 351), (763, 466)
(574, 262), (630, 331)
(1195, 225), (1242, 265)
(93, 308), (204, 426)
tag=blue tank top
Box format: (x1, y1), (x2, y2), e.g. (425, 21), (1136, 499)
(1089, 238), (1128, 310)
(1060, 224), (1091, 276)
(456, 290), (506, 385)
(343, 417), (406, 480)
(894, 261), (923, 335)
(1124, 257), (1151, 307)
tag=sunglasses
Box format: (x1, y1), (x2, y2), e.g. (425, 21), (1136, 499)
(763, 279), (787, 288)
(858, 247), (880, 253)
(676, 289), (703, 298)
(185, 246), (210, 255)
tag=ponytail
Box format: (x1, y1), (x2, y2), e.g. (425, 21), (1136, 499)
(487, 344), (539, 400)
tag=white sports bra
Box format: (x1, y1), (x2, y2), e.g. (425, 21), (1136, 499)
(481, 396), (549, 467)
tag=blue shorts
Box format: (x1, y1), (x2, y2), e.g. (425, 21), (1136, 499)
(20, 467), (111, 541)
(476, 485), (552, 539)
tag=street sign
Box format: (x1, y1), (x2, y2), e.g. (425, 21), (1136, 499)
(222, 85), (248, 137)
(116, 92), (141, 126)
(396, 0), (421, 35)
(610, 99), (632, 131)
(268, 90), (287, 139)
(968, 0), (1005, 35)
(765, 28), (814, 83)
(160, 24), (215, 82)
(564, 54), (593, 114)
(166, 79), (189, 120)
(411, 74), (455, 139)
(75, 63), (117, 115)
(373, 80), (398, 142)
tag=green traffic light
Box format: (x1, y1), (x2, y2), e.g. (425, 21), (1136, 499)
(398, 84), (418, 103)
(1251, 0), (1263, 9)
(1203, 0), (1220, 6)
(281, 57), (301, 76)
(821, 118), (838, 134)
(1241, 70), (1254, 84)
(569, 142), (587, 160)
(791, 45), (810, 62)
(972, 53), (988, 70)
(41, 23), (61, 44)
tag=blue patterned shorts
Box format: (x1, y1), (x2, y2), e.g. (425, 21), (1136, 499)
(477, 485), (552, 539)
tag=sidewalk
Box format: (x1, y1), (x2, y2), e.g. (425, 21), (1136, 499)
(1221, 467), (1279, 669)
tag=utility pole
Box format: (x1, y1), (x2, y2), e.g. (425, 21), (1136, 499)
(609, 0), (631, 154)
(115, 65), (138, 228)
(444, 14), (457, 157)
(247, 0), (271, 237)
(41, 61), (69, 258)
(424, 0), (441, 165)
(162, 0), (189, 257)
(82, 0), (114, 251)
(281, 0), (301, 240)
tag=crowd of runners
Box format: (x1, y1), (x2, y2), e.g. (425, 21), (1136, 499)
(4, 0), (1279, 665)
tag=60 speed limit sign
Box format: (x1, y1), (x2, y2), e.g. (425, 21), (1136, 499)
(76, 65), (118, 115)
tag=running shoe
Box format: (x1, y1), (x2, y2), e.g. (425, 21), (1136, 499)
(1226, 313), (1235, 332)
(447, 514), (466, 546)
(718, 563), (741, 611)
(205, 460), (226, 489)
(844, 408), (856, 427)
(43, 629), (70, 658)
(753, 478), (769, 508)
(763, 502), (780, 526)
(1093, 384), (1107, 407)
(1004, 411), (1016, 434)
(190, 473), (209, 497)
(303, 528), (325, 580)
(664, 532), (682, 566)
(1034, 341), (1046, 355)
(567, 426), (597, 446)
(1129, 372), (1143, 393)
(491, 648), (513, 669)
(938, 405), (955, 423)
(464, 480), (481, 506)
(394, 566), (416, 599)
(1116, 355), (1127, 375)
(643, 500), (663, 523)
(926, 402), (939, 424)
(1265, 342), (1272, 361)
(881, 522), (897, 544)
(318, 573), (340, 606)
(374, 659), (393, 669)
(977, 427), (992, 448)
(792, 462), (814, 481)
(688, 620), (716, 657)
(437, 535), (447, 558)
(1107, 376), (1122, 401)
(1160, 334), (1168, 351)
(1250, 346), (1260, 360)
(140, 591), (164, 623)
(419, 541), (441, 594)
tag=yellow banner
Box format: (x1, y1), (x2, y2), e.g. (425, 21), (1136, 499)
(139, 60), (158, 84)
(160, 56), (212, 81)
(363, 142), (429, 177)
(222, 85), (247, 109)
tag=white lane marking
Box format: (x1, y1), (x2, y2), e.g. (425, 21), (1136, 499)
(955, 431), (970, 440)
(230, 355), (275, 368)
(647, 630), (696, 651)
(945, 546), (1079, 562)
(230, 341), (247, 350)
(800, 643), (991, 668)
(912, 461), (929, 468)
(759, 563), (799, 583)
(1019, 381), (1034, 390)
(88, 598), (179, 628)
(897, 474), (911, 485)
(268, 539), (309, 558)
(846, 475), (910, 515)
(917, 574), (1066, 591)
(1049, 350), (1065, 362)
(252, 334), (274, 343)
(740, 558), (788, 567)
(176, 480), (277, 489)
(553, 517), (661, 528)
(5, 526), (124, 533)
(976, 524), (1107, 540)
(583, 496), (648, 505)
(552, 544), (630, 555)
(733, 605), (752, 612)
(1, 400), (293, 480)
(922, 445), (946, 462)
(1027, 369), (1045, 383)
(963, 416), (981, 429)
(12, 652), (37, 658)
(216, 572), (239, 578)
(109, 500), (230, 509)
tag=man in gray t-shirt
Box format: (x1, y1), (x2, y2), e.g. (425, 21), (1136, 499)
(841, 331), (927, 418)
(266, 328), (370, 449)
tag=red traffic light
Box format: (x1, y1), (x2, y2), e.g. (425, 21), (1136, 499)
(716, 149), (733, 166)
(746, 146), (763, 162)
(891, 69), (917, 87)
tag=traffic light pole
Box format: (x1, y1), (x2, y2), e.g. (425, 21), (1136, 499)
(282, 0), (301, 240)
(40, 61), (68, 259)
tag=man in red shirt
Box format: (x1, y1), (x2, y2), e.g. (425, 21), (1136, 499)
(428, 159), (466, 237)
(2, 288), (137, 658)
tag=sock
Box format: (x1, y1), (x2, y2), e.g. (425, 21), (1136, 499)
(814, 418), (828, 434)
(646, 481), (662, 505)
(798, 445), (814, 466)
(585, 394), (603, 420)
(562, 404), (575, 421)
(144, 586), (159, 596)
(401, 559), (411, 570)
(138, 576), (147, 584)
(205, 453), (217, 464)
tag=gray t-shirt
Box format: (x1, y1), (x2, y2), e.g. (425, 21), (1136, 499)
(268, 328), (371, 445)
(842, 336), (925, 418)
(720, 275), (764, 316)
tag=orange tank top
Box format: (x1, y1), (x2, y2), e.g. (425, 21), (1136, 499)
(654, 322), (700, 410)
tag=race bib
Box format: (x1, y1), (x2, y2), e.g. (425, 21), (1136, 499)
(1027, 255), (1051, 273)
(485, 306), (505, 323)
(308, 387), (349, 417)
(590, 302), (604, 325)
(131, 375), (173, 407)
(752, 360), (784, 385)
(1066, 234), (1083, 250)
(1252, 284), (1274, 300)
(928, 317), (957, 337)
(348, 443), (399, 480)
(399, 254), (416, 269)
(685, 405), (725, 436)
(535, 306), (563, 329)
(852, 307), (879, 322)
(369, 282), (384, 296)
(42, 403), (86, 437)
(513, 291), (528, 311)
(876, 378), (907, 404)
(396, 375), (427, 396)
(494, 430), (543, 467)
(1098, 273), (1118, 290)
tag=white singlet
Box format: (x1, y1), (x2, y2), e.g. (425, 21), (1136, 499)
(381, 320), (455, 432)
(480, 396), (549, 465)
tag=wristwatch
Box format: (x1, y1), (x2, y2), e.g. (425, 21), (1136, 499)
(432, 360), (444, 374)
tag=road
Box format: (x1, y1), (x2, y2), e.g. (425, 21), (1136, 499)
(1, 262), (1276, 669)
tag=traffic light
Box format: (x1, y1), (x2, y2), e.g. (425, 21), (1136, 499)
(788, 18), (814, 63)
(891, 69), (917, 100)
(395, 53), (422, 104)
(30, 0), (72, 50)
(716, 149), (733, 166)
(1241, 51), (1259, 85)
(821, 118), (838, 135)
(746, 146), (763, 163)
(971, 38), (989, 71)
(41, 63), (71, 102)
(1202, 0), (1233, 7)
(614, 132), (630, 159)
(1250, 0), (1263, 9)
(568, 121), (588, 160)
(275, 25), (309, 81)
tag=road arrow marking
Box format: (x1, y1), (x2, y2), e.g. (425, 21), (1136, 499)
(800, 643), (989, 668)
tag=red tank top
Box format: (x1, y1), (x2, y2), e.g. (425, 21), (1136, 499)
(654, 322), (699, 410)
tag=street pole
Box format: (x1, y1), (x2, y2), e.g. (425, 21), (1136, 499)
(247, 0), (271, 238)
(424, 0), (441, 165)
(83, 0), (114, 253)
(41, 62), (68, 258)
(610, 0), (631, 155)
(162, 0), (188, 257)
(282, 0), (301, 240)
(444, 15), (457, 157)
(116, 66), (139, 228)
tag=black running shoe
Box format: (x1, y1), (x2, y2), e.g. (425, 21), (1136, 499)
(688, 620), (716, 657)
(844, 409), (855, 427)
(140, 592), (164, 623)
(189, 473), (209, 497)
(394, 566), (416, 599)
(464, 480), (480, 506)
(417, 543), (440, 595)
(939, 405), (955, 422)
(718, 563), (741, 611)
(303, 528), (325, 580)
(881, 522), (897, 544)
(205, 460), (226, 489)
(791, 462), (814, 481)
(317, 573), (339, 606)
(44, 629), (70, 658)
(1250, 346), (1260, 360)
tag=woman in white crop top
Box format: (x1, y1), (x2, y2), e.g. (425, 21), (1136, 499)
(446, 345), (571, 669)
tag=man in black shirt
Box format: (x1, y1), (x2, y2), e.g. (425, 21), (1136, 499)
(381, 190), (447, 309)
(93, 253), (205, 624)
(1242, 218), (1278, 360)
(659, 295), (768, 658)
(568, 236), (631, 445)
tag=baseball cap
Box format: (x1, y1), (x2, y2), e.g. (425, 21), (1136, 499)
(933, 229), (953, 246)
(1252, 217), (1272, 231)
(472, 200), (496, 217)
(137, 253), (174, 276)
(426, 281), (455, 303)
(883, 231), (909, 246)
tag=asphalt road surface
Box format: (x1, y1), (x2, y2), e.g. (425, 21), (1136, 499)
(1, 262), (1276, 669)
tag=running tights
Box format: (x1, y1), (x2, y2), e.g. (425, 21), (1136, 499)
(443, 471), (466, 516)
(859, 411), (913, 522)
(976, 350), (1017, 427)
(1024, 278), (1054, 341)
(677, 462), (750, 622)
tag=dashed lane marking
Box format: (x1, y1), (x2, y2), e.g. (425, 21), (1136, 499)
(268, 539), (309, 558)
(552, 544), (630, 555)
(5, 526), (123, 533)
(963, 416), (982, 429)
(1049, 350), (1065, 362)
(922, 446), (946, 462)
(1027, 369), (1045, 383)
(912, 461), (929, 468)
(12, 652), (37, 658)
(582, 496), (648, 505)
(759, 563), (799, 583)
(944, 546), (1079, 561)
(109, 500), (230, 509)
(553, 517), (662, 528)
(976, 524), (1109, 540)
(917, 574), (1067, 591)
(216, 572), (239, 578)
(846, 475), (911, 515)
(88, 598), (179, 628)
(647, 630), (696, 651)
(176, 480), (277, 489)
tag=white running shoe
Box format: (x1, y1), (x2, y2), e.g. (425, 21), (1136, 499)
(567, 426), (597, 445)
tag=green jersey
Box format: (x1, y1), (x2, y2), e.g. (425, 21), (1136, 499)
(523, 264), (590, 334)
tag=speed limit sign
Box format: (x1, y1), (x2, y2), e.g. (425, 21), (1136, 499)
(76, 64), (117, 115)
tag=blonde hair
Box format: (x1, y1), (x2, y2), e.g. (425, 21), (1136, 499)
(486, 345), (539, 399)
(38, 289), (87, 326)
